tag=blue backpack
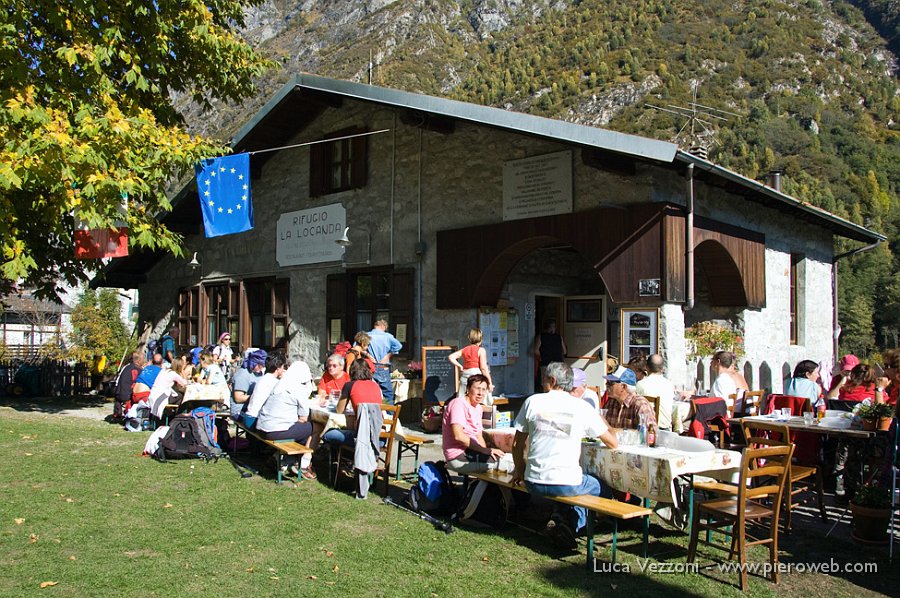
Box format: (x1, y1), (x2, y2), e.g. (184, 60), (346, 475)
(190, 407), (220, 449)
(408, 461), (456, 515)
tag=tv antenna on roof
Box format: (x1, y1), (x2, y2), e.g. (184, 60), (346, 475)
(646, 83), (741, 159)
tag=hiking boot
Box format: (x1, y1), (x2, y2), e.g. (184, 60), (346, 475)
(543, 517), (577, 550)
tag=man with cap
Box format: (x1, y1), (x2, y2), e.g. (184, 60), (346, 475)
(570, 368), (600, 410)
(604, 366), (658, 430)
(512, 362), (618, 549)
(231, 349), (267, 421)
(635, 354), (676, 430)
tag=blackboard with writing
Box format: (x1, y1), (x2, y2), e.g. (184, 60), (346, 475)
(422, 346), (458, 404)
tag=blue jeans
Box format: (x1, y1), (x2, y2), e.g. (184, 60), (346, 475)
(323, 428), (356, 446)
(373, 366), (393, 404)
(525, 474), (609, 533)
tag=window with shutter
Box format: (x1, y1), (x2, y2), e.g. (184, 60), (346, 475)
(309, 127), (368, 197)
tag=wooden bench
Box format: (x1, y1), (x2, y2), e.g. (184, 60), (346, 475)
(233, 419), (313, 484)
(471, 470), (652, 568)
(394, 431), (434, 481)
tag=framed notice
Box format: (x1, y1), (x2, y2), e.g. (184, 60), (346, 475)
(620, 308), (658, 364)
(502, 150), (573, 221)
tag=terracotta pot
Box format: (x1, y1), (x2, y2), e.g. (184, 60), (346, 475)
(849, 502), (891, 544)
(877, 416), (892, 431)
(861, 418), (877, 431)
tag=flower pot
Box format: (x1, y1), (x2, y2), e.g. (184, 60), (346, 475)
(849, 502), (891, 544)
(861, 418), (877, 431)
(877, 416), (892, 431)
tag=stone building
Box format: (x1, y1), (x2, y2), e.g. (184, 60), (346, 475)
(94, 75), (884, 395)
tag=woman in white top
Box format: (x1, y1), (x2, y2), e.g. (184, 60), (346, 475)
(256, 360), (320, 479)
(212, 332), (237, 379)
(149, 358), (190, 419)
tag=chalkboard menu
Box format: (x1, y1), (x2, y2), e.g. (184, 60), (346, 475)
(422, 346), (458, 404)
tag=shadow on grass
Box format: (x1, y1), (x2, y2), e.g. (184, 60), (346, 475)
(0, 394), (109, 414)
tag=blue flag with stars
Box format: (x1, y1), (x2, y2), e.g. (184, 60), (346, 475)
(195, 153), (254, 238)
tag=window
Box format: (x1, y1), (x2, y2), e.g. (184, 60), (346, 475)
(177, 287), (200, 346)
(309, 127), (368, 196)
(789, 254), (805, 345)
(245, 279), (290, 350)
(205, 284), (240, 344)
(326, 268), (414, 359)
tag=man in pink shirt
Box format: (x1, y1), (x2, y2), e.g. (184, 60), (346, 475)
(441, 374), (505, 474)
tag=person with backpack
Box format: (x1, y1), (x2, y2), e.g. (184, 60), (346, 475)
(511, 362), (619, 549)
(113, 352), (145, 422)
(160, 327), (178, 366)
(442, 374), (505, 474)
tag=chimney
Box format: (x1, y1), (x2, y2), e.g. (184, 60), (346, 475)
(768, 171), (782, 192)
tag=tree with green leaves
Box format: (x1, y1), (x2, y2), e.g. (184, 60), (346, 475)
(0, 0), (273, 299)
(68, 288), (131, 371)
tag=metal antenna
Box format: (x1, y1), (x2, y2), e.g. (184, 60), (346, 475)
(646, 83), (742, 159)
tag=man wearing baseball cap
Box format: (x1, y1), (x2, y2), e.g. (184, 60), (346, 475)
(604, 366), (658, 430)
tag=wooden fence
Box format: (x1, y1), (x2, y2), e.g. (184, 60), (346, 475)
(0, 359), (91, 397)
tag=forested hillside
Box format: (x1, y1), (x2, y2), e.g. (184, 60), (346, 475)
(191, 0), (899, 357)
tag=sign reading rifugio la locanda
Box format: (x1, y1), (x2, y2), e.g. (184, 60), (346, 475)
(276, 203), (346, 266)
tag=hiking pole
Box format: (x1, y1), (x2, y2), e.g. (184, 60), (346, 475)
(223, 453), (255, 479)
(383, 496), (453, 534)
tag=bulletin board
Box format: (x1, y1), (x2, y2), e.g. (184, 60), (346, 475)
(478, 307), (519, 367)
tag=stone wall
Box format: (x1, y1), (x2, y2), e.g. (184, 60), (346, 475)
(138, 95), (837, 386)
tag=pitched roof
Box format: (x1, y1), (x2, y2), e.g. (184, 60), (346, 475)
(93, 74), (885, 288)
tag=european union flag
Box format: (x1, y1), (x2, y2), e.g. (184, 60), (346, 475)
(195, 153), (254, 238)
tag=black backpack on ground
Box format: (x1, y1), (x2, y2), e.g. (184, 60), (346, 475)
(455, 479), (512, 529)
(407, 461), (458, 516)
(155, 414), (222, 461)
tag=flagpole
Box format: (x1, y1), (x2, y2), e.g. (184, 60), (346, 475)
(244, 129), (390, 157)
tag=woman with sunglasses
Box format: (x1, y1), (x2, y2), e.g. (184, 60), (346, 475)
(213, 332), (237, 379)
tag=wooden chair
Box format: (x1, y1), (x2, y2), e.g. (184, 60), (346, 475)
(742, 419), (827, 531)
(687, 444), (794, 592)
(741, 390), (765, 417)
(333, 404), (402, 495)
(643, 395), (661, 424)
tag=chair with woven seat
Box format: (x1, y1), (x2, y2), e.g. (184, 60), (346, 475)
(687, 444), (794, 591)
(332, 404), (402, 495)
(742, 419), (827, 531)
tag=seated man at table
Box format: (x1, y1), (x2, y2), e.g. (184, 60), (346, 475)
(442, 374), (505, 474)
(242, 352), (287, 428)
(131, 352), (163, 408)
(711, 350), (748, 409)
(635, 354), (676, 430)
(317, 353), (350, 403)
(512, 362), (618, 549)
(604, 366), (658, 431)
(231, 349), (267, 421)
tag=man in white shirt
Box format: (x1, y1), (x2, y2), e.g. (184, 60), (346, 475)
(635, 354), (676, 430)
(512, 362), (618, 549)
(242, 352), (287, 428)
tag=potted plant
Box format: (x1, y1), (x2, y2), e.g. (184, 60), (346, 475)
(855, 402), (893, 431)
(849, 483), (892, 544)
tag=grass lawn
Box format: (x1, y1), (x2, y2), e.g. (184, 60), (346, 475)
(0, 405), (896, 597)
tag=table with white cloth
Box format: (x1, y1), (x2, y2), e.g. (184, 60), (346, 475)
(310, 405), (349, 435)
(670, 400), (693, 433)
(181, 383), (230, 408)
(581, 442), (741, 512)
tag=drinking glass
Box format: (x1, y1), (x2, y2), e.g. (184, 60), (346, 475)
(803, 411), (814, 425)
(781, 407), (792, 420)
